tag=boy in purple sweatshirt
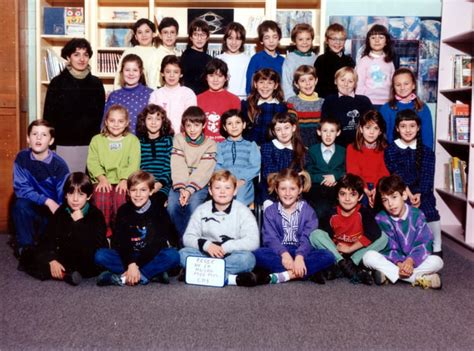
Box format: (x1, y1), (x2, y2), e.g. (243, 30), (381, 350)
(363, 174), (444, 289)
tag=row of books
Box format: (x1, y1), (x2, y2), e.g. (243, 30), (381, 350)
(452, 54), (472, 89)
(444, 157), (468, 194)
(44, 49), (66, 81)
(448, 102), (470, 142)
(43, 7), (85, 36)
(97, 52), (122, 74)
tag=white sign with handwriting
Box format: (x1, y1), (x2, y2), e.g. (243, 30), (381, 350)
(185, 256), (226, 287)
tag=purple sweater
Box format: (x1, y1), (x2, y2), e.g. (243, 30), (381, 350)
(262, 200), (318, 257)
(375, 204), (433, 267)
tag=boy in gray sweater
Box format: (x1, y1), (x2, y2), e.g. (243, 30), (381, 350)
(179, 170), (260, 286)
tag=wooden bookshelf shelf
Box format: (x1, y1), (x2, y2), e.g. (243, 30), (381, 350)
(438, 139), (470, 147)
(443, 30), (474, 54)
(436, 188), (467, 202)
(439, 87), (472, 102)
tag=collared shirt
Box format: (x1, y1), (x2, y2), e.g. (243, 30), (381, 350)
(338, 92), (356, 98)
(278, 200), (303, 246)
(258, 98), (279, 105)
(389, 203), (410, 221)
(394, 138), (417, 150)
(321, 143), (335, 163)
(211, 200), (233, 214)
(272, 138), (293, 150)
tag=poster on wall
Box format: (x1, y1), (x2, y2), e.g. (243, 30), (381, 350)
(188, 9), (234, 35)
(329, 16), (441, 102)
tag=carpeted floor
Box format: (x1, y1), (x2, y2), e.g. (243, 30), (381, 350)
(1, 234), (473, 350)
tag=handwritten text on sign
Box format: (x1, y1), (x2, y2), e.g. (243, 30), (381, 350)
(185, 256), (226, 287)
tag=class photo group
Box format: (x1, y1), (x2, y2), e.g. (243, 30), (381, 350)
(13, 16), (444, 290)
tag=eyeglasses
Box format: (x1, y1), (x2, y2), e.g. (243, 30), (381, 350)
(328, 37), (346, 43)
(192, 32), (208, 39)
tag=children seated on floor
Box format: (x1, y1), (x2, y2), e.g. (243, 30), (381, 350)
(95, 170), (180, 286)
(19, 172), (108, 286)
(13, 119), (70, 256)
(310, 173), (388, 285)
(179, 170), (260, 286)
(363, 174), (443, 289)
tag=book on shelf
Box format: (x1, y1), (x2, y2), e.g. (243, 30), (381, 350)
(449, 102), (470, 142)
(449, 157), (467, 194)
(44, 49), (66, 81)
(452, 54), (472, 89)
(43, 7), (85, 36)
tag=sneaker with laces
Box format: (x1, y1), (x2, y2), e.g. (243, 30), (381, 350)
(97, 271), (124, 287)
(372, 270), (387, 286)
(414, 273), (442, 289)
(357, 268), (373, 286)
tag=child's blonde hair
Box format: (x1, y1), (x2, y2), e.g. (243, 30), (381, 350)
(334, 66), (358, 85)
(268, 169), (311, 195)
(101, 104), (130, 136)
(209, 169), (237, 188)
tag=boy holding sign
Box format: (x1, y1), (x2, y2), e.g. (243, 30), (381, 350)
(180, 170), (260, 286)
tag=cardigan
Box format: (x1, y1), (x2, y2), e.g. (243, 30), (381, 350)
(379, 100), (434, 149)
(321, 94), (373, 147)
(43, 68), (105, 146)
(215, 137), (261, 206)
(103, 84), (153, 134)
(262, 200), (317, 257)
(170, 133), (217, 193)
(241, 100), (288, 146)
(87, 133), (141, 184)
(183, 200), (260, 254)
(376, 204), (433, 267)
(384, 140), (440, 222)
(140, 135), (173, 195)
(245, 50), (284, 94)
(306, 143), (346, 184)
(314, 49), (355, 98)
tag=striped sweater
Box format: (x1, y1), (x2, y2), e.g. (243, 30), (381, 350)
(170, 133), (217, 193)
(287, 93), (324, 147)
(140, 135), (173, 195)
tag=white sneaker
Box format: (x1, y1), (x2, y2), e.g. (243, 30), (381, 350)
(414, 273), (442, 289)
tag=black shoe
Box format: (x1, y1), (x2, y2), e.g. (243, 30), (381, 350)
(150, 272), (170, 284)
(323, 264), (342, 280)
(309, 271), (326, 284)
(235, 272), (258, 287)
(63, 271), (82, 286)
(253, 267), (271, 285)
(357, 268), (373, 286)
(338, 258), (358, 279)
(167, 266), (181, 277)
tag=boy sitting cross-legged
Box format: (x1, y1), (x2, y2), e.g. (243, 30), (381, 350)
(179, 170), (260, 287)
(310, 173), (388, 284)
(95, 170), (180, 286)
(363, 174), (444, 289)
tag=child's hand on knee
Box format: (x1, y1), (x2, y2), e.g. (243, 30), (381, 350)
(124, 263), (140, 285)
(281, 252), (294, 271)
(116, 179), (128, 195)
(96, 176), (112, 193)
(293, 255), (307, 278)
(207, 243), (225, 258)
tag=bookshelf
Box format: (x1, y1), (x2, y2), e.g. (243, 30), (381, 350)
(36, 0), (322, 113)
(435, 0), (474, 249)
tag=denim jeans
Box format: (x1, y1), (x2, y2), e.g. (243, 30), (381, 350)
(179, 247), (256, 277)
(254, 245), (335, 278)
(167, 187), (209, 238)
(95, 247), (180, 282)
(12, 198), (50, 248)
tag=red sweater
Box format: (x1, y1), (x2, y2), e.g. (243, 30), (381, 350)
(197, 89), (241, 142)
(346, 144), (389, 188)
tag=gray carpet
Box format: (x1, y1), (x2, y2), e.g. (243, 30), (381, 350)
(1, 235), (473, 350)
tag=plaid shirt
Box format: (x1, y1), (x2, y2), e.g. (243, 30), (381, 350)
(278, 201), (304, 246)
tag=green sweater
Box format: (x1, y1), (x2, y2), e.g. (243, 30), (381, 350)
(87, 133), (141, 184)
(306, 143), (346, 184)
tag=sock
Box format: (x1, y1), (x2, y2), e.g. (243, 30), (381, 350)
(270, 271), (290, 284)
(227, 274), (237, 285)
